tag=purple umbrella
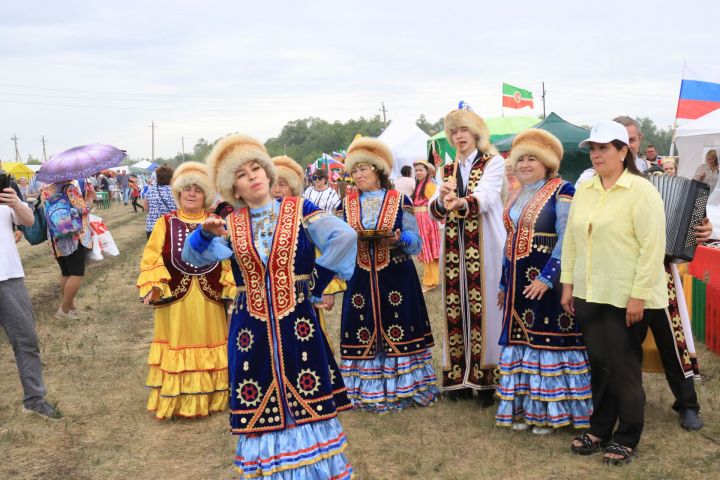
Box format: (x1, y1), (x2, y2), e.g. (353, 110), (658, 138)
(36, 144), (127, 184)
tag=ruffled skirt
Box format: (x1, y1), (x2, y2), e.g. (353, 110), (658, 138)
(495, 345), (592, 429)
(340, 349), (439, 413)
(233, 418), (353, 479)
(414, 210), (440, 264)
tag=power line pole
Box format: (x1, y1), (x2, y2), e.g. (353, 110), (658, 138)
(541, 82), (547, 119)
(379, 102), (388, 128)
(41, 135), (48, 162)
(11, 134), (21, 162)
(181, 136), (186, 162)
(149, 121), (156, 161)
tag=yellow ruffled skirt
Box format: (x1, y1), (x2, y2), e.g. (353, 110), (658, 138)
(146, 280), (229, 419)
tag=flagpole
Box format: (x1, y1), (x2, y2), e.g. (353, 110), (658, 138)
(669, 59), (686, 156)
(542, 81), (546, 119)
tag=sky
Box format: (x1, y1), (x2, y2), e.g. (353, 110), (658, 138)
(2, 0), (719, 162)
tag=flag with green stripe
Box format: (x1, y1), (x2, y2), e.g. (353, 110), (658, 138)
(502, 83), (534, 109)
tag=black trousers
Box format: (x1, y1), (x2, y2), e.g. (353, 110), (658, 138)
(575, 298), (651, 449)
(649, 311), (700, 412)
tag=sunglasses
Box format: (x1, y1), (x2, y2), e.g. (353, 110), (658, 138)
(312, 176), (325, 180)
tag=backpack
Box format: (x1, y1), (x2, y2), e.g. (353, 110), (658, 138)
(20, 203), (48, 245)
(44, 185), (83, 238)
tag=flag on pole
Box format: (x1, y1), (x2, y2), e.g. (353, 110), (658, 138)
(502, 83), (534, 109)
(676, 63), (720, 120)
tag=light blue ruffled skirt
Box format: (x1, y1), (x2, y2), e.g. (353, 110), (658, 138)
(233, 417), (352, 479)
(340, 349), (440, 413)
(495, 345), (592, 429)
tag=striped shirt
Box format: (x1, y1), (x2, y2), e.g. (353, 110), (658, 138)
(303, 186), (341, 213)
(145, 185), (177, 232)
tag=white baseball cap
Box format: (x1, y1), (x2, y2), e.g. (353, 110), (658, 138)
(578, 120), (629, 148)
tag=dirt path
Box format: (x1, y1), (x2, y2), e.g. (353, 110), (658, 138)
(1, 203), (719, 479)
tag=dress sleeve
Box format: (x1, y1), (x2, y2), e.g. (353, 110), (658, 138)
(182, 228), (233, 266)
(692, 164), (706, 182)
(560, 194), (578, 285)
(540, 182), (575, 286)
(303, 200), (358, 281)
(467, 155), (504, 214)
(398, 196), (422, 255)
(220, 260), (237, 300)
(136, 217), (172, 299)
(629, 187), (666, 300)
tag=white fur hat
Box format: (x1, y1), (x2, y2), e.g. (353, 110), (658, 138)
(444, 109), (497, 155)
(205, 134), (276, 208)
(344, 137), (393, 177)
(509, 129), (564, 178)
(272, 155), (305, 197)
(171, 161), (215, 209)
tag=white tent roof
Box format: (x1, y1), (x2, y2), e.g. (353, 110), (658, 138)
(675, 109), (720, 178)
(131, 160), (154, 170)
(378, 118), (430, 179)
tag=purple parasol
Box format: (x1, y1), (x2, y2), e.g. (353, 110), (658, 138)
(36, 144), (127, 183)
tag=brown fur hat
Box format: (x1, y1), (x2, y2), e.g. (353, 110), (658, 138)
(205, 134), (276, 208)
(444, 109), (497, 155)
(171, 161), (215, 209)
(509, 129), (563, 178)
(344, 137), (393, 176)
(272, 155), (305, 197)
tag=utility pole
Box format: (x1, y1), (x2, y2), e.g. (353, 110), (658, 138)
(11, 134), (21, 162)
(541, 82), (547, 119)
(379, 102), (388, 128)
(181, 136), (186, 162)
(41, 135), (48, 162)
(149, 121), (156, 162)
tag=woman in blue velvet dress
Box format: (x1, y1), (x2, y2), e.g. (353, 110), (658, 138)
(338, 138), (439, 413)
(182, 134), (358, 479)
(495, 129), (592, 434)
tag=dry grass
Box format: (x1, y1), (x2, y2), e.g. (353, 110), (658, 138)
(1, 204), (719, 479)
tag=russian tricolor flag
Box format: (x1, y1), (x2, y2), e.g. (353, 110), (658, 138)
(677, 63), (720, 120)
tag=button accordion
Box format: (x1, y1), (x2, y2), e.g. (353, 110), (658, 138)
(647, 175), (710, 261)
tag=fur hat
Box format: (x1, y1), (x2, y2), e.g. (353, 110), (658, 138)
(205, 134), (276, 208)
(272, 155), (305, 197)
(344, 137), (393, 177)
(413, 158), (436, 176)
(171, 161), (216, 209)
(444, 109), (497, 155)
(508, 129), (563, 178)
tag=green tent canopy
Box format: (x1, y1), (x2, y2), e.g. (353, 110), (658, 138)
(494, 112), (590, 183)
(427, 115), (539, 168)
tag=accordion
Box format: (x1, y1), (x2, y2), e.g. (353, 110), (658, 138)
(648, 175), (709, 261)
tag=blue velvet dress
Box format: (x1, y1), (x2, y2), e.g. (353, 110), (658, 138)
(338, 189), (439, 413)
(495, 178), (592, 429)
(184, 197), (357, 479)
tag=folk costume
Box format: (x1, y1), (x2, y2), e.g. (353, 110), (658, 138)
(494, 130), (592, 430)
(136, 162), (235, 419)
(429, 109), (506, 395)
(183, 135), (357, 480)
(338, 138), (439, 413)
(413, 159), (441, 290)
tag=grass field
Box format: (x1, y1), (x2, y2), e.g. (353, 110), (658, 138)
(1, 203), (719, 479)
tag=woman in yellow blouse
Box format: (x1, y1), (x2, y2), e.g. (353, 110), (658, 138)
(136, 162), (235, 419)
(561, 121), (667, 465)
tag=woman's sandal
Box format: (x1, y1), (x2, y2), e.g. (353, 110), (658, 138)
(603, 441), (636, 466)
(570, 433), (608, 455)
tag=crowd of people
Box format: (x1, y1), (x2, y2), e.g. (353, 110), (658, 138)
(2, 105), (717, 477)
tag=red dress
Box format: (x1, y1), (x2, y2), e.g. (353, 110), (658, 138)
(413, 181), (440, 263)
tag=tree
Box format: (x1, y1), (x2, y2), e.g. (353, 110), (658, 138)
(25, 154), (41, 165)
(416, 114), (445, 136)
(635, 117), (673, 156)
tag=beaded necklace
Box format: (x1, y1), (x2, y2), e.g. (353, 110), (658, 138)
(251, 207), (278, 258)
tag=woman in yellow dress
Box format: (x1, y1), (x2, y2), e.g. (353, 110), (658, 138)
(136, 161), (235, 419)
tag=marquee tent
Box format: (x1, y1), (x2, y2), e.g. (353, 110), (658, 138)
(1, 162), (34, 180)
(494, 112), (590, 183)
(129, 160), (158, 173)
(378, 117), (430, 179)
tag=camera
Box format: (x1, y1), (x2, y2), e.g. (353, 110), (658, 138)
(0, 172), (13, 192)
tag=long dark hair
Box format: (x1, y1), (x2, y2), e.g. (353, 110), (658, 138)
(377, 169), (393, 190)
(611, 140), (642, 176)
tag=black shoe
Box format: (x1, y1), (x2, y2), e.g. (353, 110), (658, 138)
(443, 388), (474, 401)
(476, 389), (495, 408)
(680, 409), (703, 430)
(22, 399), (63, 421)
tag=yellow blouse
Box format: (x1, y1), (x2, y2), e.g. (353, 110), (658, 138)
(560, 170), (668, 309)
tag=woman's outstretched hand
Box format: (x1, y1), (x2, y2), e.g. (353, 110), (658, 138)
(202, 217), (228, 237)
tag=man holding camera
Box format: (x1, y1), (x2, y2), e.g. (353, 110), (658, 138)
(0, 175), (63, 420)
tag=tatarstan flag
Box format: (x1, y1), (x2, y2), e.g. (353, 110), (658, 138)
(502, 83), (534, 109)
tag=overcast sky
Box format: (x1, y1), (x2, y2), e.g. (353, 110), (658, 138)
(2, 0), (719, 161)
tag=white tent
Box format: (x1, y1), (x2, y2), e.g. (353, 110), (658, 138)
(378, 117), (430, 179)
(675, 109), (720, 178)
(675, 109), (720, 239)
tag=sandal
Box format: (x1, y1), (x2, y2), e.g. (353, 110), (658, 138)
(603, 441), (636, 466)
(570, 433), (607, 455)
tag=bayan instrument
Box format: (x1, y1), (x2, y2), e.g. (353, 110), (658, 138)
(648, 175), (709, 261)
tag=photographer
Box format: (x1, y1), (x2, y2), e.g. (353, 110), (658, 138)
(0, 178), (63, 420)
